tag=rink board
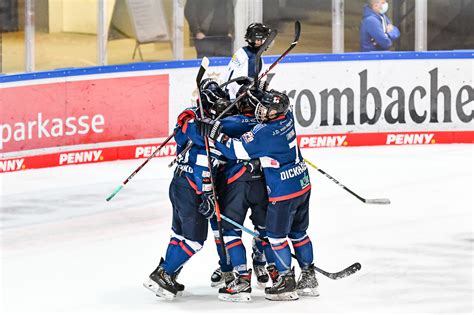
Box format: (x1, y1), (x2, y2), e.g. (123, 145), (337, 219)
(1, 51), (472, 172)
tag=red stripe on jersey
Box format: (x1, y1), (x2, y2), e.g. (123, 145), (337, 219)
(268, 185), (311, 202)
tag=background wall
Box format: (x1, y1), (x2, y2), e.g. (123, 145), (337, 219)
(0, 52), (472, 172)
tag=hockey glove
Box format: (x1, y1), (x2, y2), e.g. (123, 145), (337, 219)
(195, 118), (223, 141)
(177, 109), (196, 127)
(198, 192), (216, 219)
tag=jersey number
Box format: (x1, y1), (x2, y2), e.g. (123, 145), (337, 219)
(289, 139), (300, 164)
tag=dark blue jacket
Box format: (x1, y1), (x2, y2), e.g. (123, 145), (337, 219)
(359, 5), (400, 52)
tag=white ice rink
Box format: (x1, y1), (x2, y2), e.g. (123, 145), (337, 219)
(1, 144), (472, 315)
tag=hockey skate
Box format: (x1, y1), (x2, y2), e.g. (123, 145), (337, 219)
(264, 268), (299, 301)
(253, 263), (269, 288)
(251, 240), (269, 288)
(296, 264), (319, 297)
(172, 266), (185, 296)
(143, 259), (180, 300)
(210, 267), (235, 288)
(218, 271), (252, 302)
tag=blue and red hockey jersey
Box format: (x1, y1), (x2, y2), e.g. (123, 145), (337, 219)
(219, 114), (259, 183)
(213, 111), (311, 202)
(174, 107), (222, 193)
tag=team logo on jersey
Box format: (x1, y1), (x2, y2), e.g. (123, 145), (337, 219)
(300, 174), (310, 189)
(286, 130), (295, 140)
(242, 131), (254, 143)
(231, 54), (242, 66)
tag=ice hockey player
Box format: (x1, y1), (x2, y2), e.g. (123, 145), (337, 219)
(214, 22), (274, 287)
(202, 81), (238, 289)
(211, 86), (278, 302)
(196, 89), (319, 301)
(143, 79), (228, 300)
(221, 22), (271, 100)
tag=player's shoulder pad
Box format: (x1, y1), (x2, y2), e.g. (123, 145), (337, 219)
(230, 48), (248, 67)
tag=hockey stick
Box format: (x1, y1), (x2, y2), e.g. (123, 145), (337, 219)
(105, 132), (175, 201)
(196, 57), (228, 259)
(254, 27), (279, 82)
(191, 22), (297, 130)
(220, 214), (361, 280)
(218, 76), (253, 89)
(256, 20), (301, 82)
(106, 56), (211, 201)
(207, 28), (278, 120)
(303, 158), (391, 205)
(169, 23), (298, 168)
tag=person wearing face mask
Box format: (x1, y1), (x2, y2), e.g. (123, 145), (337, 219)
(359, 0), (400, 52)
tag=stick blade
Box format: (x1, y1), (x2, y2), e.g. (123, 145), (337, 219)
(254, 29), (278, 81)
(257, 29), (278, 58)
(314, 262), (362, 280)
(106, 184), (124, 202)
(365, 198), (391, 205)
(201, 56), (210, 69)
(294, 20), (301, 43)
(331, 262), (362, 280)
(196, 56), (210, 85)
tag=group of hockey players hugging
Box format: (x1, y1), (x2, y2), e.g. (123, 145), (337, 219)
(143, 23), (318, 302)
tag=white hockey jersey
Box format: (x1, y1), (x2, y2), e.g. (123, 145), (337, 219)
(220, 46), (265, 100)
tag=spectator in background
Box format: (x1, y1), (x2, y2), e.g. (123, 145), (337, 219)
(360, 0), (400, 52)
(185, 0), (234, 58)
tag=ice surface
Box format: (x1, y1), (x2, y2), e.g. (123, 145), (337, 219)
(1, 144), (472, 315)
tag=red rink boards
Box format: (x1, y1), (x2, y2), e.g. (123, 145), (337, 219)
(1, 130), (472, 173)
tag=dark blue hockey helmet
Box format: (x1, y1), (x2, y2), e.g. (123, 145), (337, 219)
(245, 23), (271, 47)
(237, 85), (265, 115)
(255, 89), (290, 123)
(199, 78), (230, 119)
